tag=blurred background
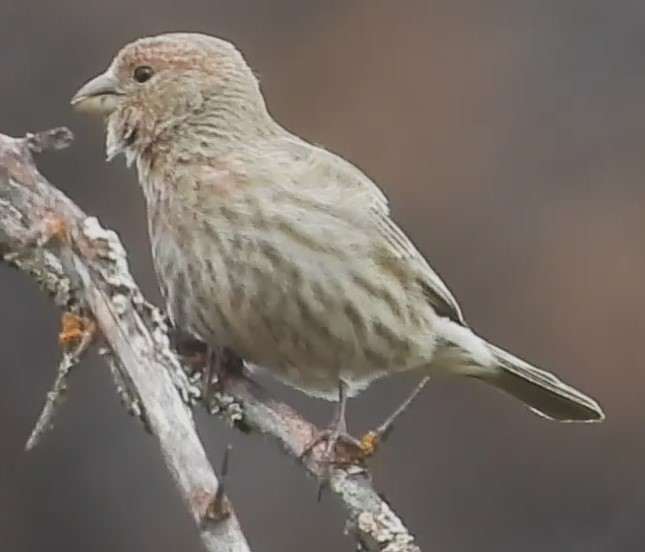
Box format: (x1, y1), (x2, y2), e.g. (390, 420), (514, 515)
(0, 1), (643, 550)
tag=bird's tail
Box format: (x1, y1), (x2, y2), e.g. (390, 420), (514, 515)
(483, 343), (604, 421)
(432, 318), (604, 422)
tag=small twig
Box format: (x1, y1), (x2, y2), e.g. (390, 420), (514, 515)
(25, 127), (74, 153)
(360, 377), (430, 456)
(25, 326), (93, 450)
(208, 445), (233, 523)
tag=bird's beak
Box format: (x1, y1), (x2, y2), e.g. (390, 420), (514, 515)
(71, 71), (122, 115)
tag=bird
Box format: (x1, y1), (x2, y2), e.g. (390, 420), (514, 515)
(71, 32), (603, 458)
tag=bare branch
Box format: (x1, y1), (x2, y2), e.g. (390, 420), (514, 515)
(26, 313), (95, 450)
(0, 128), (421, 552)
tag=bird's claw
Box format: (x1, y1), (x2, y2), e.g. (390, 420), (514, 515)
(200, 347), (245, 406)
(301, 427), (387, 469)
(301, 428), (366, 466)
(171, 334), (243, 408)
(301, 428), (368, 500)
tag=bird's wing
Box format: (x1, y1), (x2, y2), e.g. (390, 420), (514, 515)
(278, 136), (466, 326)
(373, 211), (466, 325)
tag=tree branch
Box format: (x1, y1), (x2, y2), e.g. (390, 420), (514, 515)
(0, 128), (421, 552)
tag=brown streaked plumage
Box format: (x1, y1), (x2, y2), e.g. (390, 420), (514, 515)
(71, 33), (604, 443)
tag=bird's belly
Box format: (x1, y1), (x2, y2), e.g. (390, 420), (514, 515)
(203, 284), (430, 399)
(154, 225), (436, 399)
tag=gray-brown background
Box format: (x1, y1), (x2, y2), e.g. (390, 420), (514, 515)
(0, 1), (642, 550)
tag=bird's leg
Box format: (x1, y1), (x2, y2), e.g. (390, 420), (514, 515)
(202, 346), (245, 407)
(202, 346), (225, 403)
(171, 331), (209, 373)
(322, 380), (349, 459)
(202, 347), (221, 398)
(300, 381), (363, 465)
(171, 331), (245, 408)
(359, 376), (429, 457)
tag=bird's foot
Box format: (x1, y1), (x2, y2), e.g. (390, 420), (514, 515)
(301, 427), (366, 467)
(171, 332), (208, 372)
(301, 426), (368, 500)
(201, 346), (244, 405)
(170, 333), (243, 404)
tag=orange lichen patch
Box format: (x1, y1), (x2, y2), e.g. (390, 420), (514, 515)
(46, 215), (68, 241)
(359, 430), (380, 458)
(11, 213), (71, 256)
(58, 312), (96, 349)
(32, 213), (71, 248)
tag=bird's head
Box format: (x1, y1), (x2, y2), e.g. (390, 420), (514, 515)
(71, 33), (270, 163)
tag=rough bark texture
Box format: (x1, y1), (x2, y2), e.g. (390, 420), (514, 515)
(0, 128), (420, 552)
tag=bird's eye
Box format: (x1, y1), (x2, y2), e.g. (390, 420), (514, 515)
(133, 65), (154, 83)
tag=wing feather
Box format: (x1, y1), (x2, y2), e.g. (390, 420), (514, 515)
(277, 136), (466, 325)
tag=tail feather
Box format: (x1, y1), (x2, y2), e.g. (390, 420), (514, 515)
(484, 344), (604, 422)
(433, 317), (604, 422)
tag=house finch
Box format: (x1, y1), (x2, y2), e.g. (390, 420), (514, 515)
(71, 33), (603, 453)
